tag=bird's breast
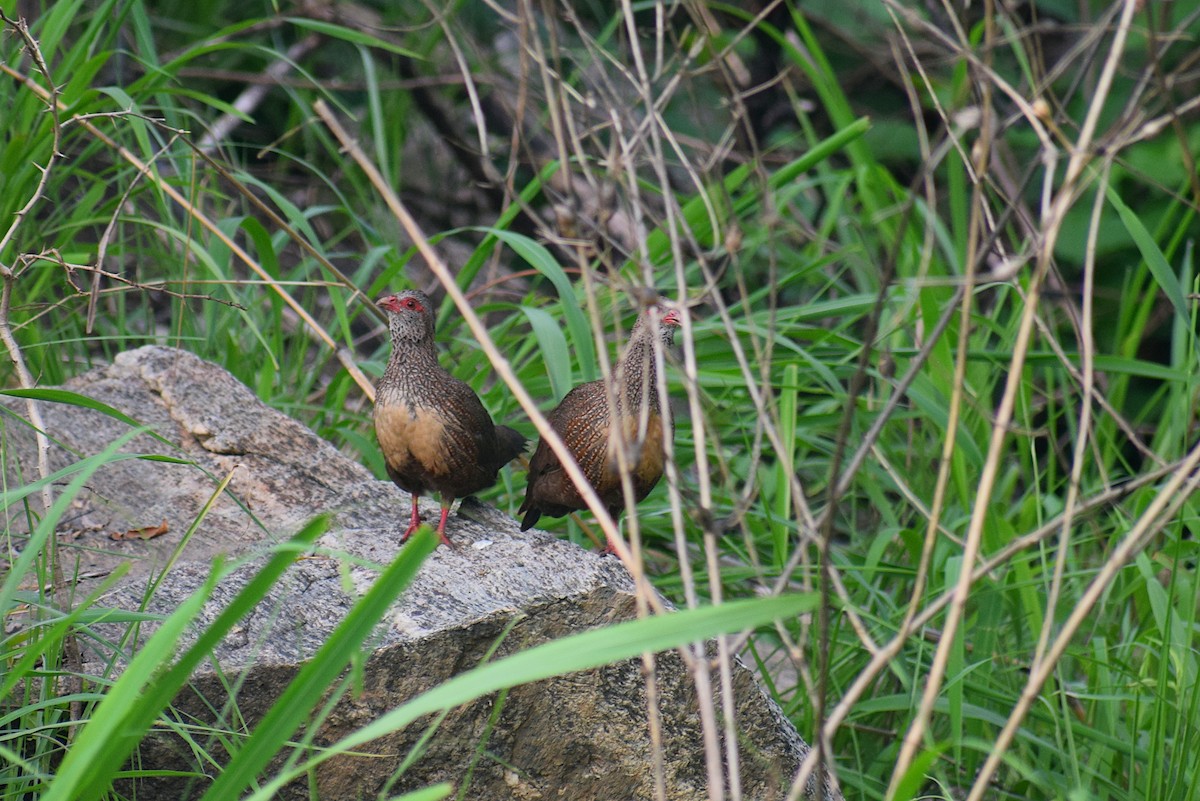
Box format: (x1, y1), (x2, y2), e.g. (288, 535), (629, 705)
(606, 412), (667, 489)
(374, 402), (452, 476)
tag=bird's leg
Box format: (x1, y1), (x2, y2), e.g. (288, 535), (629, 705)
(434, 498), (457, 549)
(401, 493), (422, 541)
(600, 507), (623, 556)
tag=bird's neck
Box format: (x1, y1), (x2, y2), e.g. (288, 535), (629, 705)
(617, 333), (664, 411)
(380, 340), (442, 395)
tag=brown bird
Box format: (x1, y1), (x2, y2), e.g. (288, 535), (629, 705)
(374, 290), (526, 547)
(519, 304), (681, 551)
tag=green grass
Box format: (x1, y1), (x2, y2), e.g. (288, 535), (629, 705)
(3, 0), (1200, 799)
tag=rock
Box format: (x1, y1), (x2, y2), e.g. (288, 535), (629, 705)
(4, 346), (834, 800)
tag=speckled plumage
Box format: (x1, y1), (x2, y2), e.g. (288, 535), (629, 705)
(374, 290), (526, 547)
(519, 305), (680, 549)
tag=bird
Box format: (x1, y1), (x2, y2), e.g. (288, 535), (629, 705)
(373, 290), (527, 547)
(518, 303), (681, 552)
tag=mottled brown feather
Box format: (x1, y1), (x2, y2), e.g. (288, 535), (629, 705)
(373, 290), (526, 542)
(519, 306), (678, 532)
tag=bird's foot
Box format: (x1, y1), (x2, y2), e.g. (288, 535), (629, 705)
(401, 496), (423, 542)
(400, 522), (457, 549)
(435, 505), (458, 550)
(400, 522), (421, 543)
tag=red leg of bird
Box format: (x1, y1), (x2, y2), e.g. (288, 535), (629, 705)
(600, 508), (623, 556)
(401, 493), (422, 541)
(435, 501), (457, 549)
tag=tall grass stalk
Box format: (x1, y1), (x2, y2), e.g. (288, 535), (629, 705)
(2, 1), (1200, 799)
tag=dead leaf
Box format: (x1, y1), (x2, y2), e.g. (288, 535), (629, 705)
(110, 519), (169, 541)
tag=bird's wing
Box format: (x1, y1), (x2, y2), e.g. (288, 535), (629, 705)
(439, 375), (503, 453)
(528, 383), (610, 477)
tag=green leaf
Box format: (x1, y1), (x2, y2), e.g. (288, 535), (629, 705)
(199, 526), (438, 801)
(42, 560), (222, 801)
(29, 0), (87, 64)
(0, 431), (145, 625)
(391, 785), (454, 801)
(521, 305), (572, 401)
(0, 563), (132, 703)
(887, 742), (948, 801)
(480, 229), (597, 382)
(44, 517), (331, 801)
(0, 452), (187, 511)
(0, 388), (178, 449)
(1107, 184), (1190, 332)
(771, 363), (799, 571)
(284, 17), (422, 58)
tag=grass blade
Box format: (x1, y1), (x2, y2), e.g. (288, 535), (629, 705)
(244, 592), (819, 799)
(0, 430), (144, 624)
(1107, 184), (1190, 332)
(198, 525), (438, 801)
(1, 388), (179, 449)
(43, 516), (332, 801)
(521, 305), (572, 401)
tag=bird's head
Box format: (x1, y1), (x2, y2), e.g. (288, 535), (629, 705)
(632, 303), (682, 346)
(378, 290), (435, 344)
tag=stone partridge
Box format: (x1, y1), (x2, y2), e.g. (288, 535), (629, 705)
(374, 290), (526, 547)
(519, 304), (680, 551)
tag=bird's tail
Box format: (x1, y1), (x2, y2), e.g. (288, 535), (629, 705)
(518, 506), (541, 531)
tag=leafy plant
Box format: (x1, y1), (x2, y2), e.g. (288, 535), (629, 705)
(2, 1), (1200, 799)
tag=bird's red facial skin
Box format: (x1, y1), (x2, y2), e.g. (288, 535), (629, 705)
(661, 308), (681, 327)
(379, 295), (425, 315)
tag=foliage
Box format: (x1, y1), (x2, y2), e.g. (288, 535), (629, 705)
(2, 0), (1200, 799)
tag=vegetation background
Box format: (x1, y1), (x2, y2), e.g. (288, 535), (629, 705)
(2, 0), (1200, 799)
